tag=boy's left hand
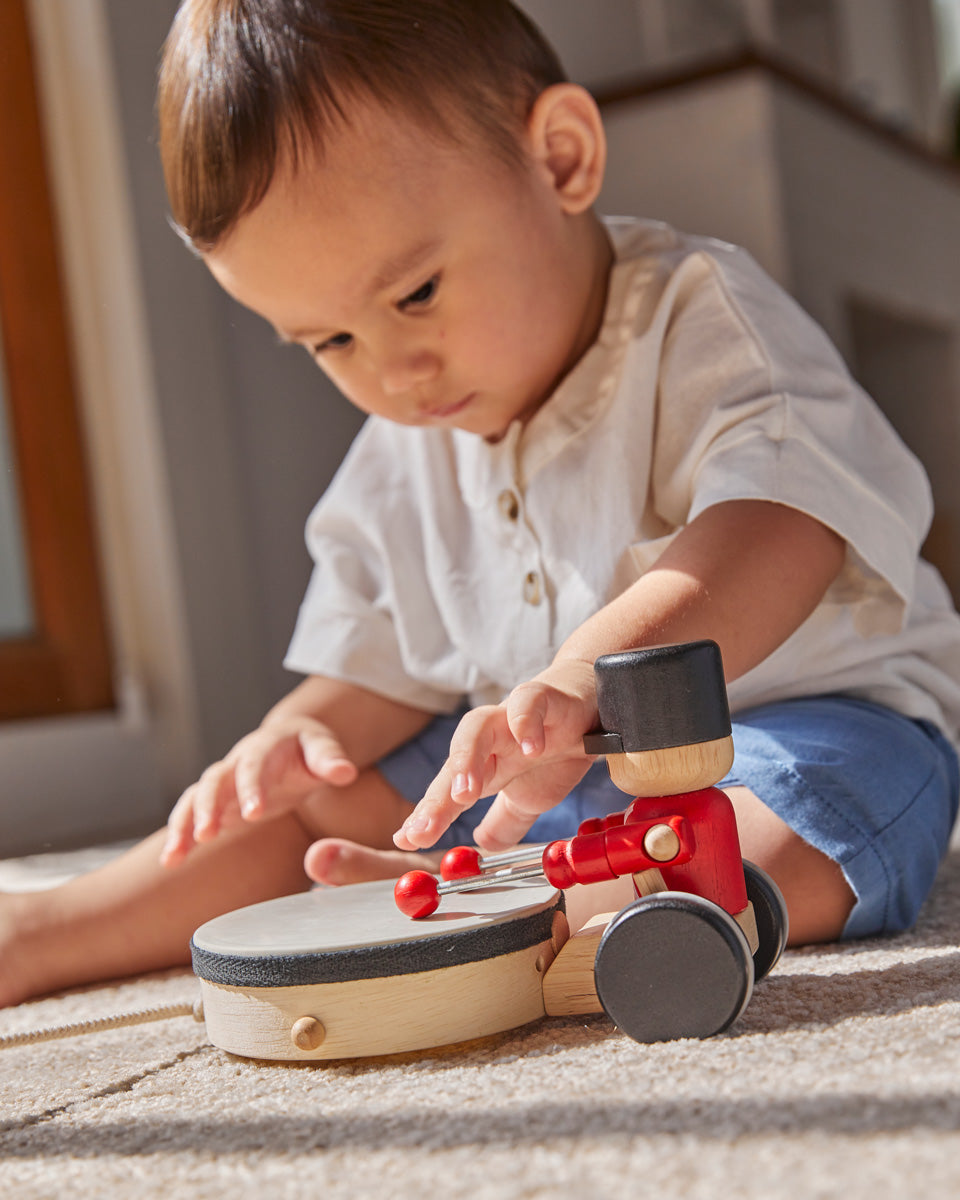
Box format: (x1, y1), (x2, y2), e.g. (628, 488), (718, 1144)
(393, 658), (598, 852)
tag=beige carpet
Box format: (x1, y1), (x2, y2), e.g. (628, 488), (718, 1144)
(3, 844), (960, 1199)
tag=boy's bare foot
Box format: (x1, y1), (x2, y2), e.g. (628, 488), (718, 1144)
(0, 891), (49, 1009)
(303, 838), (443, 886)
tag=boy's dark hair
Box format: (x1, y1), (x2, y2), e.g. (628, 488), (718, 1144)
(158, 0), (566, 251)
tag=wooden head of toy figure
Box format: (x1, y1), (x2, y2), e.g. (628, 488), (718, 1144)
(583, 640), (734, 797)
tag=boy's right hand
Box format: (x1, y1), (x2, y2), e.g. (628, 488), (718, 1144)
(160, 716), (358, 868)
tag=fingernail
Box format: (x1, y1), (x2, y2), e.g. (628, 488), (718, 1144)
(405, 813), (430, 834)
(452, 773), (470, 796)
(521, 739), (537, 756)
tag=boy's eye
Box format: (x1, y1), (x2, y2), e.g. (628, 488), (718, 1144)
(313, 332), (353, 354)
(399, 275), (439, 310)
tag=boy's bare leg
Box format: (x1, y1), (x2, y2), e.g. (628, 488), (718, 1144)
(0, 818), (316, 1008)
(726, 785), (854, 945)
(0, 766), (425, 1008)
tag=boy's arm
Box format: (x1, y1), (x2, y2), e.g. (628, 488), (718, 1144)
(261, 675), (434, 772)
(162, 675), (432, 865)
(395, 499), (846, 852)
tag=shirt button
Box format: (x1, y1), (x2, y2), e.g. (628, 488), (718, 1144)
(523, 571), (542, 606)
(497, 489), (520, 521)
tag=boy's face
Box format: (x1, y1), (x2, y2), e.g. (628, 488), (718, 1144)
(205, 103), (607, 441)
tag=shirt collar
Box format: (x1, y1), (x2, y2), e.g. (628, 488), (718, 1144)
(454, 217), (656, 504)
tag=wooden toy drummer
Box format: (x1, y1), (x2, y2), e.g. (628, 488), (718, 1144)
(394, 641), (788, 1043)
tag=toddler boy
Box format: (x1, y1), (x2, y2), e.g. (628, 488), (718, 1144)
(2, 0), (959, 1007)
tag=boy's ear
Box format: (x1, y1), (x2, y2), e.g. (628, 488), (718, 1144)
(525, 84), (607, 214)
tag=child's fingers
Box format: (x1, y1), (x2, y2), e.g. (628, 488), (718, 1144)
(232, 749), (270, 820)
(503, 682), (551, 757)
(392, 761), (473, 849)
(232, 736), (293, 819)
(441, 705), (509, 797)
(504, 677), (595, 760)
(161, 770), (239, 866)
(231, 726), (358, 821)
(473, 756), (594, 851)
(183, 760), (241, 847)
(393, 706), (515, 849)
(160, 786), (199, 867)
(299, 728), (359, 786)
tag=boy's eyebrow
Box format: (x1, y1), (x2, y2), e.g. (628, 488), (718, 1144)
(278, 236), (442, 344)
(363, 236), (442, 298)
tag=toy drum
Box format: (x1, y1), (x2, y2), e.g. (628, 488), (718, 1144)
(192, 877), (568, 1061)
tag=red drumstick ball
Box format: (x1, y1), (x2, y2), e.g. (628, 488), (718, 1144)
(394, 870), (441, 918)
(440, 846), (482, 880)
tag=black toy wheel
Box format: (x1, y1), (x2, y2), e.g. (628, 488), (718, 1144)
(742, 861), (789, 981)
(593, 892), (754, 1043)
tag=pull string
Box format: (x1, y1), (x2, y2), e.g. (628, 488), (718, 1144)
(0, 999), (204, 1050)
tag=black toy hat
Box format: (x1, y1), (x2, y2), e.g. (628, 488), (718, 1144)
(582, 640), (731, 755)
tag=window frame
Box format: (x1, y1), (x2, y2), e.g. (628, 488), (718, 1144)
(0, 0), (114, 720)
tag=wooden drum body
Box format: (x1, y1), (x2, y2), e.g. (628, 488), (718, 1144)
(192, 877), (568, 1061)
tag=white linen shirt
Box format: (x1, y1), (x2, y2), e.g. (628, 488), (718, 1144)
(285, 218), (960, 748)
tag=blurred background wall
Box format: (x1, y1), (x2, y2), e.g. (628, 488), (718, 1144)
(2, 0), (959, 853)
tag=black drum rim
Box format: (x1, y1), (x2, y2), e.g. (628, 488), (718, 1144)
(192, 892), (564, 988)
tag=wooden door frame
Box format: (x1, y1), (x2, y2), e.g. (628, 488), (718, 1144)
(0, 0), (114, 719)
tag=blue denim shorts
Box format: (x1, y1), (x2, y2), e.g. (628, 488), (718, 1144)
(379, 695), (959, 940)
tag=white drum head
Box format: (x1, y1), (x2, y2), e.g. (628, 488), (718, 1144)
(192, 876), (563, 988)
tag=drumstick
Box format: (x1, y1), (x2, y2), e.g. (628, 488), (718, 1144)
(394, 863), (548, 918)
(438, 811), (645, 882)
(396, 816), (691, 917)
(439, 843), (548, 880)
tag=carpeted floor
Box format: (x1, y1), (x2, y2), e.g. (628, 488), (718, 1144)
(3, 844), (960, 1199)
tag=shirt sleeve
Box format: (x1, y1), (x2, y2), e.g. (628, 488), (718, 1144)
(649, 244), (932, 622)
(282, 421), (464, 713)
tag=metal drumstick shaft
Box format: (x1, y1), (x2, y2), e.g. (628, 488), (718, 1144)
(440, 842), (550, 881)
(474, 845), (549, 871)
(437, 863), (547, 896)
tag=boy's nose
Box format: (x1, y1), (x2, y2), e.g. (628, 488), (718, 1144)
(379, 348), (441, 396)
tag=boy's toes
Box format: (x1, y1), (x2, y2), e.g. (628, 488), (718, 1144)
(304, 838), (442, 886)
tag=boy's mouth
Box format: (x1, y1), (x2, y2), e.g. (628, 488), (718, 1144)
(422, 393), (475, 420)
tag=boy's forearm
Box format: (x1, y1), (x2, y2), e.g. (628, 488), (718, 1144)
(554, 499), (846, 687)
(262, 675), (434, 768)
